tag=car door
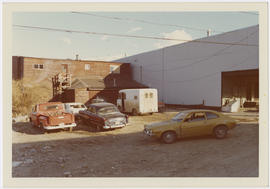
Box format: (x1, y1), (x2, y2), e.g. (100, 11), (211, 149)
(204, 112), (221, 134)
(181, 112), (208, 137)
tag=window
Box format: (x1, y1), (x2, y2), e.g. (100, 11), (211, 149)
(186, 112), (206, 122)
(145, 93), (148, 98)
(149, 93), (153, 98)
(134, 96), (138, 100)
(110, 65), (120, 74)
(85, 64), (91, 70)
(206, 112), (219, 120)
(33, 64), (44, 70)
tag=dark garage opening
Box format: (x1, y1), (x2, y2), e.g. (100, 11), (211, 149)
(222, 69), (259, 108)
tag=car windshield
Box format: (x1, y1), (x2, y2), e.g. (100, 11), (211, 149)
(97, 106), (119, 115)
(172, 112), (188, 121)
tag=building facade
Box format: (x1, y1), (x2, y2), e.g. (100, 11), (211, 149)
(12, 56), (146, 104)
(116, 25), (259, 109)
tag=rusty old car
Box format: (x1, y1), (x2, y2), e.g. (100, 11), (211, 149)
(29, 102), (76, 132)
(144, 109), (237, 144)
(78, 102), (128, 131)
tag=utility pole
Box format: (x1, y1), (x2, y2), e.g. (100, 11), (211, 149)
(162, 48), (165, 102)
(140, 65), (142, 83)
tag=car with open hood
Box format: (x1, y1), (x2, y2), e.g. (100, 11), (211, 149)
(144, 109), (237, 144)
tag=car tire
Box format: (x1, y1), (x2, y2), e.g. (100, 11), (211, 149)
(30, 118), (35, 127)
(214, 125), (228, 139)
(96, 124), (103, 132)
(132, 108), (138, 116)
(161, 131), (177, 144)
(40, 122), (46, 134)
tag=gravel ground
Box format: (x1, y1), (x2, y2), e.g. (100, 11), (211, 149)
(12, 109), (258, 177)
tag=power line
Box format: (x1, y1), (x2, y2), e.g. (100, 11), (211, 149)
(71, 11), (224, 34)
(139, 29), (258, 73)
(13, 24), (258, 47)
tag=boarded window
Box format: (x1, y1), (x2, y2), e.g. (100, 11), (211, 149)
(85, 64), (91, 70)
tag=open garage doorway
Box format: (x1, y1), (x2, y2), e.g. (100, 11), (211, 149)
(221, 69), (259, 110)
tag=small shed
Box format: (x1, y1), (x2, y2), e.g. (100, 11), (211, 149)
(62, 74), (147, 105)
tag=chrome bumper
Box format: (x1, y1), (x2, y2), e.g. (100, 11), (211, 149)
(43, 123), (77, 130)
(103, 123), (129, 129)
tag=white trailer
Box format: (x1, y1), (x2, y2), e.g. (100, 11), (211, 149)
(117, 88), (158, 115)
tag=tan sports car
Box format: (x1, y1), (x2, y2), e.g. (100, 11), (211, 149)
(144, 109), (237, 144)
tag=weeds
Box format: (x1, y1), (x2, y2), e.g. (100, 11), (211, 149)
(12, 80), (52, 116)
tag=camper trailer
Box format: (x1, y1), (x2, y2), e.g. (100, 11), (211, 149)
(117, 88), (158, 115)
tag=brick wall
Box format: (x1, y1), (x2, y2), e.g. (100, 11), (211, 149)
(15, 57), (131, 85)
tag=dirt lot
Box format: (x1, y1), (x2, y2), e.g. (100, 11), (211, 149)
(12, 109), (259, 177)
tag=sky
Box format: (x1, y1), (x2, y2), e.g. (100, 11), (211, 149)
(12, 11), (258, 61)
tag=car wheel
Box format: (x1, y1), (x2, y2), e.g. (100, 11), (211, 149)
(132, 108), (138, 116)
(30, 118), (35, 127)
(214, 125), (228, 139)
(161, 131), (177, 144)
(75, 115), (82, 125)
(40, 123), (46, 134)
(95, 124), (103, 132)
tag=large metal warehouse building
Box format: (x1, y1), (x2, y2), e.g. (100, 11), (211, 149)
(116, 25), (259, 109)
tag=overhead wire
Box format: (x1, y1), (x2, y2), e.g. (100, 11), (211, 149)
(71, 11), (224, 34)
(139, 29), (258, 72)
(13, 24), (258, 47)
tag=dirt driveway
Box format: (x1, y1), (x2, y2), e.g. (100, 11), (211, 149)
(12, 109), (258, 177)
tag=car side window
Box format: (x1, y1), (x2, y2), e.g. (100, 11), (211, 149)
(186, 112), (206, 122)
(206, 112), (219, 120)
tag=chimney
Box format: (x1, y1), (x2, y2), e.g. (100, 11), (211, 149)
(76, 54), (79, 61)
(207, 29), (211, 37)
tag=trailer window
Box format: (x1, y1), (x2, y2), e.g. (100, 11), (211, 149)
(145, 93), (148, 98)
(149, 93), (153, 98)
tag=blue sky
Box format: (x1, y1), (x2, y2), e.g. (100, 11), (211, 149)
(12, 12), (258, 61)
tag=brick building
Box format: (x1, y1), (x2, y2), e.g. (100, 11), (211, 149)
(12, 56), (147, 104)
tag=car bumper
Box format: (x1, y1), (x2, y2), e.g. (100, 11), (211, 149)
(103, 123), (129, 129)
(43, 123), (77, 130)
